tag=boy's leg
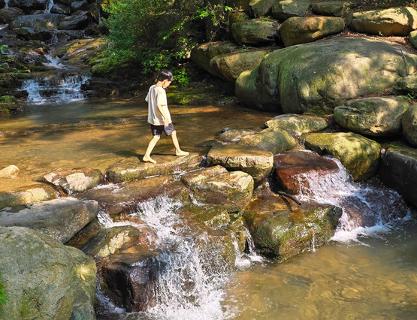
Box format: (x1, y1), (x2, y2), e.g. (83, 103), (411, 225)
(171, 131), (189, 156)
(143, 135), (160, 163)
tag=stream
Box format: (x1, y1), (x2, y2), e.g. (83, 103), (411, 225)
(1, 54), (417, 320)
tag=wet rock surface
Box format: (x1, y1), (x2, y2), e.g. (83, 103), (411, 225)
(0, 197), (98, 242)
(0, 183), (57, 209)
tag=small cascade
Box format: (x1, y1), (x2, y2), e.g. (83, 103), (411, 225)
(43, 54), (66, 69)
(22, 74), (90, 105)
(294, 158), (409, 243)
(4, 0), (9, 8)
(233, 227), (263, 269)
(44, 0), (54, 13)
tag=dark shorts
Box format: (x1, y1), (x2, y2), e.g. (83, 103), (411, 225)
(150, 123), (175, 136)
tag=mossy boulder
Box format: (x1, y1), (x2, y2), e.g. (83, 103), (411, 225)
(304, 132), (381, 180)
(207, 144), (274, 183)
(279, 16), (345, 46)
(231, 18), (280, 46)
(265, 114), (329, 135)
(410, 30), (417, 49)
(0, 95), (21, 116)
(0, 226), (96, 320)
(395, 74), (417, 95)
(181, 166), (254, 212)
(239, 127), (298, 154)
(402, 104), (417, 146)
(0, 184), (57, 209)
(191, 41), (239, 75)
(244, 189), (341, 260)
(334, 96), (411, 137)
(350, 7), (417, 36)
(210, 48), (270, 81)
(379, 144), (417, 207)
(272, 0), (311, 20)
(311, 1), (350, 17)
(0, 198), (99, 243)
(249, 0), (274, 17)
(239, 37), (417, 113)
(106, 153), (201, 183)
(55, 38), (105, 66)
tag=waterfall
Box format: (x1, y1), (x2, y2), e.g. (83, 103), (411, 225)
(45, 0), (54, 13)
(22, 74), (90, 105)
(4, 0), (9, 8)
(293, 157), (410, 243)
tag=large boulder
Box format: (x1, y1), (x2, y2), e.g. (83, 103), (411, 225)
(249, 0), (274, 17)
(238, 37), (417, 113)
(239, 127), (297, 154)
(244, 188), (342, 260)
(274, 150), (339, 194)
(350, 7), (417, 36)
(231, 18), (279, 45)
(42, 168), (103, 194)
(265, 114), (329, 135)
(0, 184), (57, 209)
(0, 227), (96, 320)
(0, 7), (23, 23)
(207, 144), (273, 183)
(311, 1), (349, 17)
(410, 30), (417, 49)
(209, 49), (270, 81)
(402, 104), (417, 146)
(191, 41), (239, 75)
(0, 165), (19, 179)
(58, 11), (89, 30)
(395, 74), (417, 95)
(304, 132), (381, 180)
(379, 144), (417, 207)
(105, 153), (201, 183)
(181, 166), (254, 212)
(0, 198), (99, 243)
(334, 96), (411, 137)
(272, 0), (311, 20)
(279, 16), (345, 46)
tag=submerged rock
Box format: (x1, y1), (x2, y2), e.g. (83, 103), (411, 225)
(0, 165), (19, 178)
(244, 188), (341, 260)
(304, 132), (381, 180)
(239, 37), (417, 112)
(0, 184), (57, 209)
(265, 114), (329, 136)
(350, 7), (417, 36)
(106, 153), (201, 183)
(402, 104), (417, 147)
(231, 18), (280, 45)
(334, 96), (411, 137)
(0, 198), (98, 243)
(379, 144), (417, 207)
(207, 144), (273, 183)
(0, 226), (96, 320)
(274, 151), (339, 194)
(181, 166), (254, 212)
(42, 167), (103, 194)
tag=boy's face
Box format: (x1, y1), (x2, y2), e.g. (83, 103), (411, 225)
(162, 80), (172, 88)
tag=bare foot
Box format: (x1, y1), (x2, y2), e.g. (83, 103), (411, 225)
(142, 156), (156, 164)
(176, 150), (189, 156)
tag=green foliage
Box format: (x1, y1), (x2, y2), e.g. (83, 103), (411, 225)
(0, 276), (7, 309)
(97, 0), (233, 84)
(0, 45), (8, 55)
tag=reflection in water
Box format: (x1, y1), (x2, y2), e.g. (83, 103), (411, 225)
(224, 223), (417, 320)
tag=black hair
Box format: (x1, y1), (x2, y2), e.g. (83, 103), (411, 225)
(156, 70), (173, 82)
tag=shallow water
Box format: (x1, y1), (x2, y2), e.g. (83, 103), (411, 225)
(0, 98), (271, 191)
(223, 223), (417, 320)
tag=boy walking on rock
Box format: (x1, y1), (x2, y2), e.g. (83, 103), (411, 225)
(143, 70), (189, 164)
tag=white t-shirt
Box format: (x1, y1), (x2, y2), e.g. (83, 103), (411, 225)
(145, 85), (172, 125)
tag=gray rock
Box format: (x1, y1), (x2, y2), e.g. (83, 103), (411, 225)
(51, 2), (70, 14)
(70, 0), (88, 12)
(272, 0), (311, 20)
(311, 1), (349, 17)
(0, 197), (99, 243)
(9, 0), (46, 11)
(59, 10), (89, 30)
(0, 7), (23, 24)
(0, 226), (96, 320)
(249, 0), (274, 17)
(231, 18), (279, 45)
(10, 13), (64, 40)
(265, 114), (329, 135)
(402, 104), (417, 146)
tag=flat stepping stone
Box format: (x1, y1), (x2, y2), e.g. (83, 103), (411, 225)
(106, 153), (202, 183)
(207, 144), (273, 183)
(0, 183), (57, 209)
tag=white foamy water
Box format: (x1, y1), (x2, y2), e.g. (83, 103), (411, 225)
(43, 54), (66, 69)
(294, 156), (409, 243)
(45, 0), (54, 13)
(22, 74), (90, 105)
(98, 196), (259, 320)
